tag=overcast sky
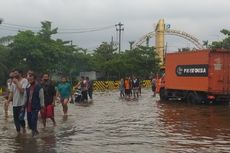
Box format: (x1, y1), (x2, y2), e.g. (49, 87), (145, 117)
(0, 0), (230, 51)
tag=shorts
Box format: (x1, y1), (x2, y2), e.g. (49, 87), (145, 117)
(61, 97), (70, 104)
(41, 105), (54, 119)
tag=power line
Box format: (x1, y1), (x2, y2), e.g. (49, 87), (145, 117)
(0, 25), (39, 32)
(3, 22), (115, 31)
(0, 22), (115, 34)
(3, 23), (40, 29)
(57, 25), (115, 34)
(0, 26), (21, 32)
(57, 24), (115, 31)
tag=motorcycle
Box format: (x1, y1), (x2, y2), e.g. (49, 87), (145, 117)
(74, 88), (82, 103)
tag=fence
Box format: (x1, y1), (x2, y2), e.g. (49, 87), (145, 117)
(92, 80), (152, 91)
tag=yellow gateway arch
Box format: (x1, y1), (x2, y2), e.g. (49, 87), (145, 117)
(133, 19), (204, 66)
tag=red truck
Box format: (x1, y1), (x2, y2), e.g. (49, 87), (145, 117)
(156, 49), (230, 103)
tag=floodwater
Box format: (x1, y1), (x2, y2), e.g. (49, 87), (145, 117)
(0, 89), (230, 153)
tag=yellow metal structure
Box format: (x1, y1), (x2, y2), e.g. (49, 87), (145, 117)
(133, 19), (204, 66)
(155, 19), (165, 65)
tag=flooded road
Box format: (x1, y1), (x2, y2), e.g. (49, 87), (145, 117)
(0, 89), (230, 153)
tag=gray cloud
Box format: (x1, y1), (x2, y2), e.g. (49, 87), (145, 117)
(0, 0), (230, 51)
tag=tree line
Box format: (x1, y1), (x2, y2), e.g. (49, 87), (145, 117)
(0, 21), (161, 86)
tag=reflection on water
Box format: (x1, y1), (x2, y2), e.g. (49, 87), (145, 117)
(156, 101), (230, 153)
(0, 91), (230, 153)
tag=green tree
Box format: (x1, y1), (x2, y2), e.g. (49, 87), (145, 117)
(122, 46), (160, 78)
(0, 45), (10, 85)
(92, 42), (117, 79)
(210, 29), (230, 49)
(7, 21), (76, 74)
(91, 43), (160, 80)
(220, 29), (230, 49)
(0, 21), (78, 82)
(0, 35), (14, 45)
(0, 20), (162, 82)
(38, 21), (58, 41)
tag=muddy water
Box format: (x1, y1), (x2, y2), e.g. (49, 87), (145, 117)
(0, 90), (230, 153)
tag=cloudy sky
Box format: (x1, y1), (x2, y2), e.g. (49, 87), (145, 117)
(0, 0), (230, 51)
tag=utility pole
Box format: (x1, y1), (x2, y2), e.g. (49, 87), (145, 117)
(110, 36), (114, 50)
(129, 41), (134, 50)
(70, 40), (73, 46)
(146, 36), (150, 47)
(115, 22), (124, 54)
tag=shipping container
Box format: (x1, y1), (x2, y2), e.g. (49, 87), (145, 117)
(158, 49), (230, 103)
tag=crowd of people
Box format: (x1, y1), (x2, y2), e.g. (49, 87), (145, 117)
(3, 69), (93, 137)
(2, 69), (156, 137)
(119, 75), (157, 99)
(119, 76), (142, 100)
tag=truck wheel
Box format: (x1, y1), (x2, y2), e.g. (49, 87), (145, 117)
(186, 92), (201, 104)
(186, 93), (194, 103)
(160, 88), (168, 101)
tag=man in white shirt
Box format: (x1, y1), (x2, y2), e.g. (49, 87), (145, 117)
(7, 69), (28, 135)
